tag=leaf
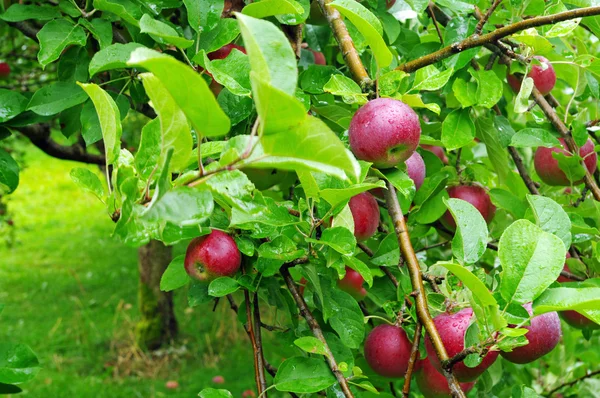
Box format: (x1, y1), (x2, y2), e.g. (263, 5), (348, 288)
(77, 83), (123, 165)
(127, 48), (230, 138)
(499, 219), (567, 305)
(437, 261), (496, 306)
(526, 195), (571, 249)
(0, 4), (61, 21)
(200, 50), (252, 97)
(198, 388), (233, 398)
(242, 0), (304, 19)
(444, 198), (489, 264)
(143, 188), (214, 226)
(139, 14), (194, 48)
(160, 255), (190, 292)
(134, 119), (161, 179)
(320, 181), (385, 209)
(27, 82), (88, 116)
(0, 343), (40, 385)
(342, 255), (373, 287)
(514, 77), (534, 113)
(196, 18), (241, 53)
(0, 149), (19, 194)
(80, 94), (130, 147)
(329, 0), (393, 68)
(58, 46), (90, 83)
(183, 0), (224, 33)
(441, 108), (475, 150)
(236, 13), (298, 96)
(413, 66), (454, 91)
(36, 19), (87, 67)
(453, 78), (478, 108)
(401, 94), (441, 115)
(274, 357), (336, 393)
(546, 18), (581, 37)
(139, 73), (194, 171)
(533, 287), (600, 314)
(379, 70), (409, 98)
(472, 69), (502, 108)
(209, 277), (240, 297)
(89, 43), (145, 76)
(258, 236), (305, 261)
(307, 227), (356, 256)
(553, 152), (586, 183)
(323, 75), (368, 105)
(489, 188), (527, 219)
(322, 283), (365, 348)
(92, 0), (143, 26)
(80, 18), (113, 49)
(294, 336), (328, 355)
(70, 168), (105, 201)
(0, 90), (28, 123)
(510, 129), (561, 148)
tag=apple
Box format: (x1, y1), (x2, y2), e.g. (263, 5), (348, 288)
(243, 168), (289, 190)
(406, 151), (426, 191)
(500, 303), (561, 364)
(425, 308), (499, 382)
(561, 310), (600, 330)
(415, 357), (475, 398)
(364, 324), (412, 378)
(309, 49), (326, 65)
(349, 192), (380, 241)
(421, 145), (448, 164)
(534, 138), (597, 186)
(207, 43), (246, 60)
(338, 266), (367, 299)
(184, 230), (241, 281)
(0, 62), (10, 79)
(507, 56), (556, 96)
(386, 0), (397, 8)
(349, 98), (421, 169)
(442, 185), (496, 228)
(557, 252), (572, 283)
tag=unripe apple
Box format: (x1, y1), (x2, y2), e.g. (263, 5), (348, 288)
(207, 43), (246, 60)
(364, 324), (412, 378)
(500, 303), (561, 364)
(0, 62), (10, 79)
(348, 192), (380, 241)
(421, 145), (448, 164)
(442, 185), (496, 228)
(243, 168), (289, 190)
(534, 138), (597, 186)
(338, 266), (367, 299)
(349, 98), (421, 169)
(415, 357), (475, 398)
(184, 230), (241, 282)
(507, 56), (556, 95)
(425, 308), (499, 382)
(309, 49), (326, 65)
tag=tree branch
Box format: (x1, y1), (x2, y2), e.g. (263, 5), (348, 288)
(7, 21), (40, 41)
(508, 146), (540, 195)
(383, 181), (465, 398)
(475, 0), (504, 34)
(402, 321), (422, 398)
(546, 369), (600, 396)
(281, 264), (355, 398)
(252, 292), (268, 396)
(244, 290), (268, 397)
(398, 6), (600, 72)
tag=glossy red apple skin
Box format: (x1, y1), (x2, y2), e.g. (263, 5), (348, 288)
(406, 151), (426, 191)
(425, 308), (499, 382)
(386, 0), (397, 8)
(500, 303), (561, 364)
(349, 98), (421, 169)
(534, 138), (597, 186)
(364, 324), (412, 378)
(348, 192), (380, 241)
(561, 311), (600, 330)
(507, 56), (556, 95)
(422, 145), (448, 164)
(0, 62), (10, 79)
(442, 185), (496, 228)
(184, 230), (241, 282)
(415, 357), (475, 398)
(309, 49), (326, 65)
(207, 43), (246, 60)
(338, 266), (367, 299)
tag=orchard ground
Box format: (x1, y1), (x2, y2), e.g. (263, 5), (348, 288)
(0, 146), (297, 397)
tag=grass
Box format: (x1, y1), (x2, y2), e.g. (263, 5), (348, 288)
(0, 147), (288, 397)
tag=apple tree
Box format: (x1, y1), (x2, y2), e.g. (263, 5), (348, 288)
(1, 0), (600, 397)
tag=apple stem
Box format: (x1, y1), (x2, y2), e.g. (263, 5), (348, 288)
(402, 321), (422, 398)
(546, 369), (600, 396)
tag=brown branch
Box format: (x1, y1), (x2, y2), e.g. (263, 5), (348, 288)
(546, 369), (600, 396)
(508, 146), (540, 195)
(573, 187), (589, 208)
(422, 273), (444, 294)
(426, 4), (444, 44)
(476, 0), (504, 34)
(398, 6), (600, 72)
(383, 181), (465, 398)
(402, 321), (422, 398)
(416, 240), (449, 252)
(252, 292), (268, 396)
(560, 270), (585, 282)
(316, 0), (374, 93)
(281, 264), (355, 398)
(244, 290), (267, 397)
(357, 242), (373, 257)
(7, 21), (40, 41)
(442, 340), (492, 370)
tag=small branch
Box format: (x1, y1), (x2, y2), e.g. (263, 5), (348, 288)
(417, 240), (449, 252)
(508, 146), (540, 195)
(357, 242), (374, 257)
(402, 321), (422, 398)
(560, 270), (585, 282)
(546, 369), (600, 396)
(281, 264), (355, 398)
(422, 273), (444, 294)
(426, 4), (445, 44)
(442, 340), (491, 370)
(476, 0), (504, 34)
(244, 290), (267, 397)
(573, 187), (589, 207)
(7, 21), (40, 41)
(252, 292), (268, 396)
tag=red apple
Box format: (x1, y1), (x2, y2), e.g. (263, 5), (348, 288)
(507, 56), (556, 95)
(406, 151), (426, 191)
(0, 62), (10, 79)
(422, 145), (448, 164)
(349, 98), (421, 169)
(309, 49), (326, 65)
(207, 43), (246, 60)
(500, 303), (561, 364)
(415, 357), (475, 398)
(561, 310), (600, 330)
(557, 252), (572, 283)
(386, 0), (397, 8)
(534, 138), (597, 186)
(338, 266), (367, 299)
(425, 308), (499, 382)
(184, 230), (241, 282)
(364, 324), (412, 378)
(442, 185), (496, 228)
(348, 192), (380, 241)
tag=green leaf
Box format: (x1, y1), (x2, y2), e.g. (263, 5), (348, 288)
(144, 187), (214, 226)
(208, 277), (240, 297)
(478, 116), (510, 186)
(188, 279), (212, 307)
(323, 75), (368, 105)
(553, 152), (586, 183)
(80, 94), (130, 147)
(512, 30), (553, 54)
(77, 83), (123, 165)
(472, 69), (502, 108)
(526, 195), (571, 249)
(135, 119), (161, 179)
(320, 181), (385, 209)
(276, 0), (309, 25)
(546, 19), (581, 37)
(183, 0), (224, 33)
(307, 227), (356, 256)
(140, 73), (194, 171)
(441, 108), (475, 150)
(413, 66), (454, 92)
(258, 236), (305, 261)
(0, 4), (61, 21)
(0, 343), (40, 385)
(438, 261), (496, 306)
(342, 255), (373, 287)
(79, 18), (113, 49)
(510, 129), (561, 148)
(499, 219), (567, 305)
(58, 46), (90, 83)
(533, 287), (600, 314)
(92, 0), (142, 26)
(160, 255), (190, 292)
(379, 70), (409, 98)
(89, 43), (145, 76)
(0, 149), (19, 194)
(322, 283), (365, 348)
(453, 78), (477, 108)
(514, 77), (534, 113)
(444, 197), (489, 264)
(0, 90), (28, 123)
(200, 50), (252, 97)
(196, 18), (241, 53)
(329, 0), (393, 68)
(294, 336), (328, 355)
(274, 357), (336, 393)
(27, 82), (88, 116)
(70, 168), (105, 201)
(139, 14), (194, 48)
(401, 94), (441, 115)
(242, 0), (303, 18)
(36, 19), (87, 67)
(127, 48), (230, 138)
(198, 388), (233, 398)
(489, 188), (527, 219)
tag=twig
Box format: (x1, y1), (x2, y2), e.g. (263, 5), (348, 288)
(417, 240), (449, 252)
(422, 273), (444, 294)
(244, 290), (267, 397)
(281, 265), (355, 398)
(357, 242), (374, 257)
(427, 4), (445, 44)
(560, 270), (585, 282)
(546, 369), (600, 396)
(476, 0), (504, 34)
(485, 52), (498, 71)
(252, 292), (268, 396)
(402, 321), (422, 398)
(508, 146), (540, 195)
(573, 187), (589, 207)
(383, 181), (466, 398)
(442, 338), (494, 370)
(398, 6), (600, 72)
(455, 148), (462, 173)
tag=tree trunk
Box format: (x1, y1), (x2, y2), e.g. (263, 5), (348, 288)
(135, 240), (178, 350)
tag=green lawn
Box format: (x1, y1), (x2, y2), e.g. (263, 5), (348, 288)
(0, 147), (284, 397)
